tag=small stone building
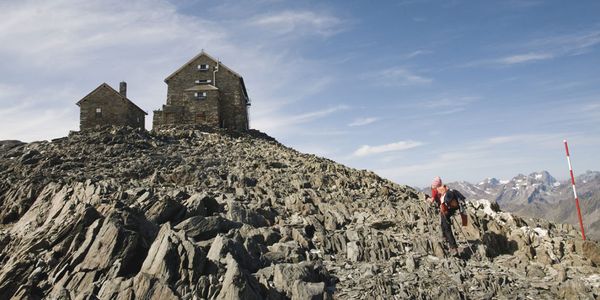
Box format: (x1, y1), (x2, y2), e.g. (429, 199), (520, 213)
(77, 82), (147, 131)
(153, 50), (250, 131)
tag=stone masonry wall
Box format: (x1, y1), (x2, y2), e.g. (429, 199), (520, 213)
(215, 68), (249, 130)
(125, 102), (146, 130)
(80, 85), (145, 131)
(159, 56), (221, 128)
(154, 54), (248, 130)
(154, 89), (220, 127)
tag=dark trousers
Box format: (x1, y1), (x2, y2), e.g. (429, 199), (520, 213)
(441, 210), (457, 249)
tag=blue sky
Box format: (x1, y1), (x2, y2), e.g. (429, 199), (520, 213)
(1, 0), (599, 187)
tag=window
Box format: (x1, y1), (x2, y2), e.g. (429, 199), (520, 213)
(195, 79), (212, 84)
(95, 107), (102, 117)
(194, 92), (207, 99)
(197, 64), (209, 71)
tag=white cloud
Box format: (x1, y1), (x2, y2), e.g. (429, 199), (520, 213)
(405, 49), (433, 59)
(529, 30), (600, 56)
(252, 105), (349, 134)
(348, 117), (379, 127)
(249, 10), (343, 37)
(422, 96), (479, 109)
(0, 0), (224, 70)
(486, 133), (562, 145)
(480, 30), (600, 67)
(583, 102), (600, 111)
(0, 83), (83, 141)
(0, 83), (23, 100)
(0, 0), (348, 140)
(459, 29), (600, 68)
(353, 140), (423, 157)
(290, 105), (349, 123)
(370, 67), (432, 87)
(498, 52), (554, 64)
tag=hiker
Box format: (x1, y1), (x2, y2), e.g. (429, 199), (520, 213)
(429, 177), (467, 257)
(428, 176), (442, 205)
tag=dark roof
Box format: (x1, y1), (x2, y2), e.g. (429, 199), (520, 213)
(164, 50), (242, 83)
(76, 83), (147, 115)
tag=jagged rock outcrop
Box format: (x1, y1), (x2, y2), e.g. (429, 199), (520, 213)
(446, 171), (600, 240)
(0, 127), (599, 299)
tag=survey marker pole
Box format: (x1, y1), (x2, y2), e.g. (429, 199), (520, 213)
(564, 139), (586, 241)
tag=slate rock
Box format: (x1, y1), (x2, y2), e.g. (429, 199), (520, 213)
(0, 127), (598, 299)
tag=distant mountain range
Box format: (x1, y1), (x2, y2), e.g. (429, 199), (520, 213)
(431, 171), (600, 241)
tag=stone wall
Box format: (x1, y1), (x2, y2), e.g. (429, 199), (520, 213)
(154, 89), (220, 127)
(153, 53), (249, 131)
(125, 102), (146, 130)
(215, 67), (249, 130)
(79, 85), (145, 131)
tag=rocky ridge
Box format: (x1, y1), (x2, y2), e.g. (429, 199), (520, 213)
(445, 171), (600, 240)
(0, 127), (599, 299)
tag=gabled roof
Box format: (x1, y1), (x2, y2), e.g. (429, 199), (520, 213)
(76, 83), (147, 115)
(164, 50), (242, 83)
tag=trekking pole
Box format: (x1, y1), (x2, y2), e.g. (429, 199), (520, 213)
(452, 215), (475, 255)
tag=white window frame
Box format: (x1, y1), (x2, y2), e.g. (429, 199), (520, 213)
(197, 64), (209, 71)
(194, 92), (207, 99)
(195, 79), (212, 84)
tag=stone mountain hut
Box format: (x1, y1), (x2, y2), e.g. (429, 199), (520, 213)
(153, 50), (251, 131)
(76, 82), (147, 131)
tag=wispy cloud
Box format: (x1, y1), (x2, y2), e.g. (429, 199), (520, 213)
(374, 148), (528, 186)
(0, 0), (224, 70)
(404, 49), (433, 59)
(252, 105), (349, 134)
(248, 10), (344, 37)
(0, 83), (23, 100)
(368, 67), (432, 87)
(583, 102), (600, 111)
(498, 52), (554, 64)
(459, 29), (600, 68)
(0, 0), (348, 140)
(291, 105), (350, 123)
(422, 96), (479, 109)
(486, 133), (566, 145)
(0, 83), (82, 141)
(353, 140), (423, 157)
(348, 117), (379, 127)
(373, 132), (569, 186)
(530, 30), (600, 56)
(477, 30), (600, 67)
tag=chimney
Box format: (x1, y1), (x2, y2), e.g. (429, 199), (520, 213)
(119, 81), (127, 97)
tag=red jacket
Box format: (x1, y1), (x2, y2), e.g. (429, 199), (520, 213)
(431, 188), (440, 205)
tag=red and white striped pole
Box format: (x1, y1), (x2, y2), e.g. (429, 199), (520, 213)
(564, 139), (586, 240)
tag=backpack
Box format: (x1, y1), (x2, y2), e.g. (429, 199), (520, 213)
(446, 189), (466, 211)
